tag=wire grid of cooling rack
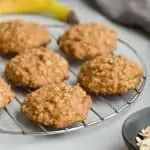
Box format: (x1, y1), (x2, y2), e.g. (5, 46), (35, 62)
(0, 24), (147, 135)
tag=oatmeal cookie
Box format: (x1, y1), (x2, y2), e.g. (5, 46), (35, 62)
(0, 19), (51, 54)
(21, 83), (92, 128)
(0, 77), (15, 108)
(57, 23), (117, 60)
(5, 48), (69, 89)
(78, 55), (143, 94)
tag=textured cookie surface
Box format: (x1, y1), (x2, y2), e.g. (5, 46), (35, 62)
(0, 19), (51, 54)
(57, 23), (117, 59)
(0, 77), (15, 108)
(5, 48), (69, 89)
(21, 83), (92, 128)
(78, 55), (143, 94)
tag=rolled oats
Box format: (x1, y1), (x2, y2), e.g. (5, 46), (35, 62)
(0, 19), (51, 54)
(78, 55), (143, 94)
(5, 48), (69, 89)
(136, 126), (150, 150)
(57, 23), (117, 59)
(21, 83), (92, 128)
(0, 77), (15, 108)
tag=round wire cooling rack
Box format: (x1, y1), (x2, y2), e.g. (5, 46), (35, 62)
(0, 24), (147, 135)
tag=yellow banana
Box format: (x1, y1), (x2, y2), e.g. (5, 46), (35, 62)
(0, 0), (79, 24)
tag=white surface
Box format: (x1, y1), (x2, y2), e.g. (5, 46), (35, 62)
(0, 0), (150, 149)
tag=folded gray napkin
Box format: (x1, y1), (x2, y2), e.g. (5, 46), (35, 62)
(86, 0), (150, 32)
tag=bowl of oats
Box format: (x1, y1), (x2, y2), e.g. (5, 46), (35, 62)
(122, 107), (150, 150)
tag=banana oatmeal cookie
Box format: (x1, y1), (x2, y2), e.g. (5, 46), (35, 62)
(0, 19), (50, 54)
(5, 48), (69, 89)
(78, 55), (143, 94)
(57, 23), (117, 60)
(0, 77), (15, 108)
(21, 83), (92, 128)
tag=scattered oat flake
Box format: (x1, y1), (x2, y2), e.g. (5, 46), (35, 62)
(136, 126), (150, 150)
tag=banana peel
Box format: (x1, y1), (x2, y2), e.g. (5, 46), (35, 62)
(0, 0), (79, 24)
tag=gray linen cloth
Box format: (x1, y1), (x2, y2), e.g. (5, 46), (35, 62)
(88, 0), (150, 32)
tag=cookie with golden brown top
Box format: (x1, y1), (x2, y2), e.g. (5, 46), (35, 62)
(5, 48), (69, 89)
(0, 19), (51, 54)
(0, 77), (15, 108)
(78, 55), (143, 94)
(21, 83), (92, 128)
(57, 23), (117, 60)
